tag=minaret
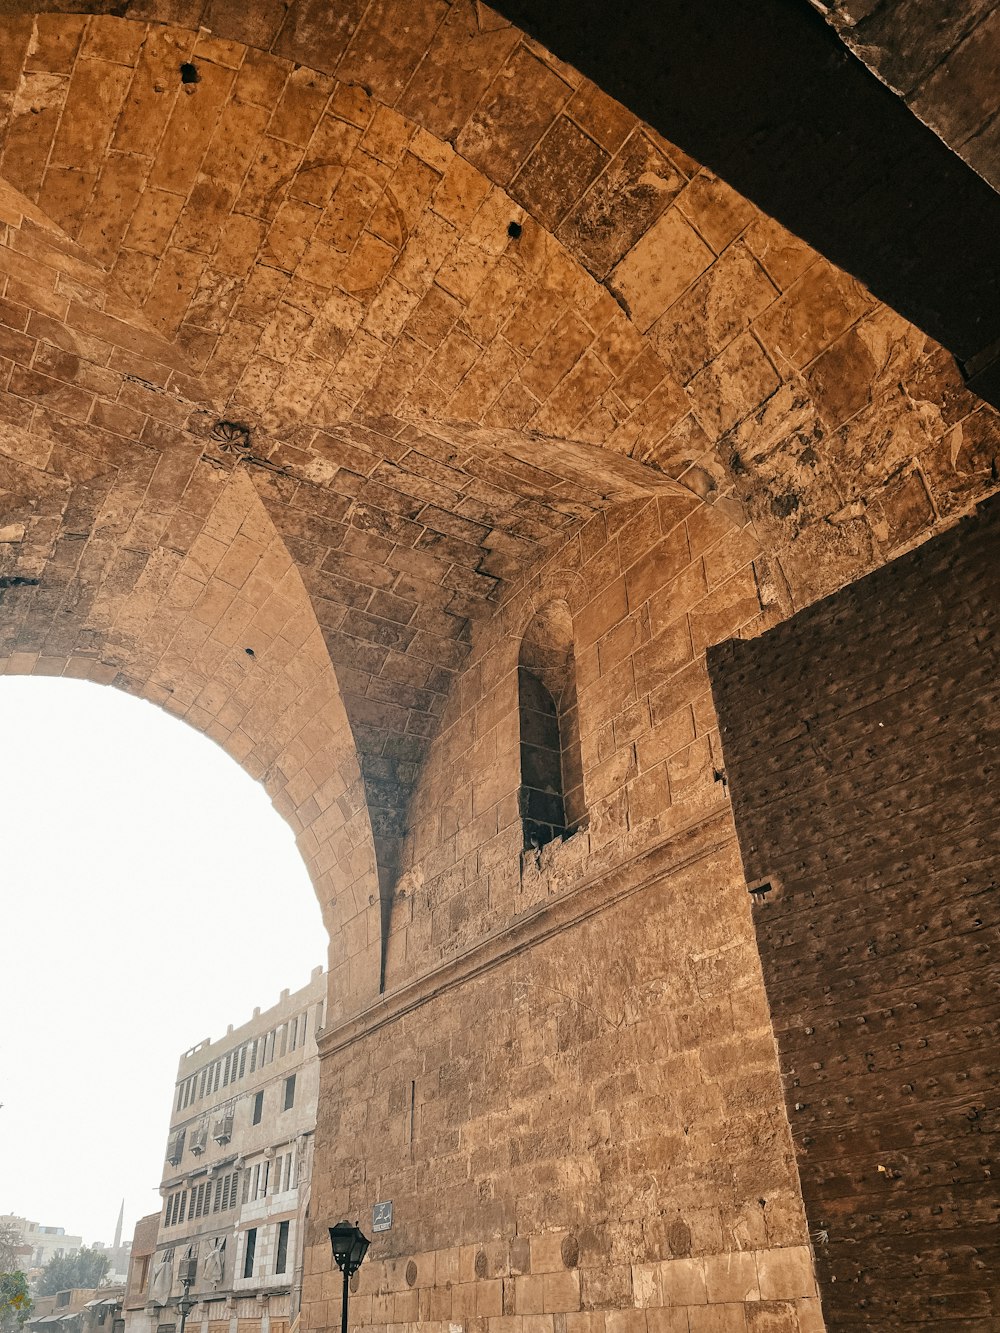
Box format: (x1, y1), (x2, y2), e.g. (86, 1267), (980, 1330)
(112, 1201), (123, 1255)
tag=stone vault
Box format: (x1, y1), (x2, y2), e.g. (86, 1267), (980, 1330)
(0, 5), (998, 1328)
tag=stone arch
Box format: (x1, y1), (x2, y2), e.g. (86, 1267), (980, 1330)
(1, 467), (381, 1023)
(1, 13), (998, 1331)
(1, 5), (989, 607)
(0, 178), (381, 1021)
(1, 2), (997, 1012)
(0, 149), (714, 985)
(1, 464), (386, 1016)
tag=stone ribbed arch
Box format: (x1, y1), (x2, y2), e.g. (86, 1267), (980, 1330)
(2, 3), (998, 990)
(0, 150), (692, 995)
(0, 175), (384, 1019)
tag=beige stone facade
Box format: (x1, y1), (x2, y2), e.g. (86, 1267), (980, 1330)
(122, 969), (325, 1333)
(1, 1218), (83, 1276)
(124, 1215), (160, 1324)
(0, 4), (997, 1329)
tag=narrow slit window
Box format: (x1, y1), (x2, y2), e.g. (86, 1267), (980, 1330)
(518, 601), (585, 850)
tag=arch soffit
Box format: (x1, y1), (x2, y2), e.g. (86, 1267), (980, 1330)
(0, 159), (691, 1009)
(0, 3), (991, 589)
(0, 187), (383, 1018)
(0, 6), (997, 990)
(518, 597), (574, 671)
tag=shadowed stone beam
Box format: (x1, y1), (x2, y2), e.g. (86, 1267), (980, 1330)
(490, 0), (1000, 406)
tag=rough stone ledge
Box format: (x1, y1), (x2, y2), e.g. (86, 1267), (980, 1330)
(317, 805), (737, 1058)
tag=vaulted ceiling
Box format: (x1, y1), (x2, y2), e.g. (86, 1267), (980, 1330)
(0, 1), (997, 944)
(493, 0), (1000, 401)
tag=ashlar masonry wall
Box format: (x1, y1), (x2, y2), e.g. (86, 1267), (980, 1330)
(309, 824), (821, 1333)
(304, 444), (999, 1333)
(301, 483), (829, 1333)
(383, 488), (748, 984)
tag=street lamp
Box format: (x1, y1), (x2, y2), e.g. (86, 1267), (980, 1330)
(177, 1257), (197, 1333)
(328, 1223), (369, 1333)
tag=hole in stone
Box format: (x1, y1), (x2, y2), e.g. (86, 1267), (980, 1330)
(560, 1235), (579, 1269)
(180, 62), (200, 84)
(507, 220), (522, 239)
(748, 877), (781, 902)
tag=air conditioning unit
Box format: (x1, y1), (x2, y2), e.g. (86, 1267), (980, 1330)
(212, 1113), (233, 1145)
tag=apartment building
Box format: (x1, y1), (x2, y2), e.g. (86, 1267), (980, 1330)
(124, 969), (326, 1333)
(1, 1218), (83, 1274)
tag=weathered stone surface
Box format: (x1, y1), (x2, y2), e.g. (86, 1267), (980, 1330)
(710, 494), (1000, 1328)
(0, 10), (999, 1333)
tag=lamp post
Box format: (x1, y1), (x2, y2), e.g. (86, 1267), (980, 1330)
(328, 1223), (370, 1333)
(177, 1257), (197, 1333)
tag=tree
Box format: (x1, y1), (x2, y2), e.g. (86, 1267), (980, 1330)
(0, 1224), (32, 1333)
(36, 1249), (110, 1297)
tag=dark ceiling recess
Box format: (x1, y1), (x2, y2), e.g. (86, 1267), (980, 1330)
(489, 0), (1000, 408)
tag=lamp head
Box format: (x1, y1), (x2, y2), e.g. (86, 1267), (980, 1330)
(328, 1222), (370, 1278)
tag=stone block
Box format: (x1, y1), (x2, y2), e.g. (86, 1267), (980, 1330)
(644, 1312), (688, 1333)
(651, 241), (777, 385)
(530, 1231), (572, 1274)
(558, 130), (687, 277)
(453, 1283), (479, 1319)
(753, 1249), (814, 1303)
(609, 206), (714, 334)
(478, 1280), (504, 1317)
(605, 1311), (646, 1333)
(791, 1298), (824, 1333)
(687, 1306), (748, 1332)
(580, 1266), (632, 1310)
(511, 115), (610, 232)
(576, 576), (628, 648)
(515, 1276), (547, 1315)
(457, 45), (572, 187)
(686, 333), (781, 437)
(703, 1252), (759, 1305)
(543, 1271), (581, 1314)
(743, 1302), (796, 1332)
(630, 1263), (660, 1309)
(659, 1257), (708, 1307)
(522, 1317), (555, 1333)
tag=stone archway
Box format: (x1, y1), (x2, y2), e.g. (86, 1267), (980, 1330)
(1, 11), (994, 930)
(2, 9), (999, 1330)
(0, 161), (693, 1015)
(0, 181), (382, 1015)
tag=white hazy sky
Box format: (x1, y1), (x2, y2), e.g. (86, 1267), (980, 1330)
(0, 677), (326, 1249)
